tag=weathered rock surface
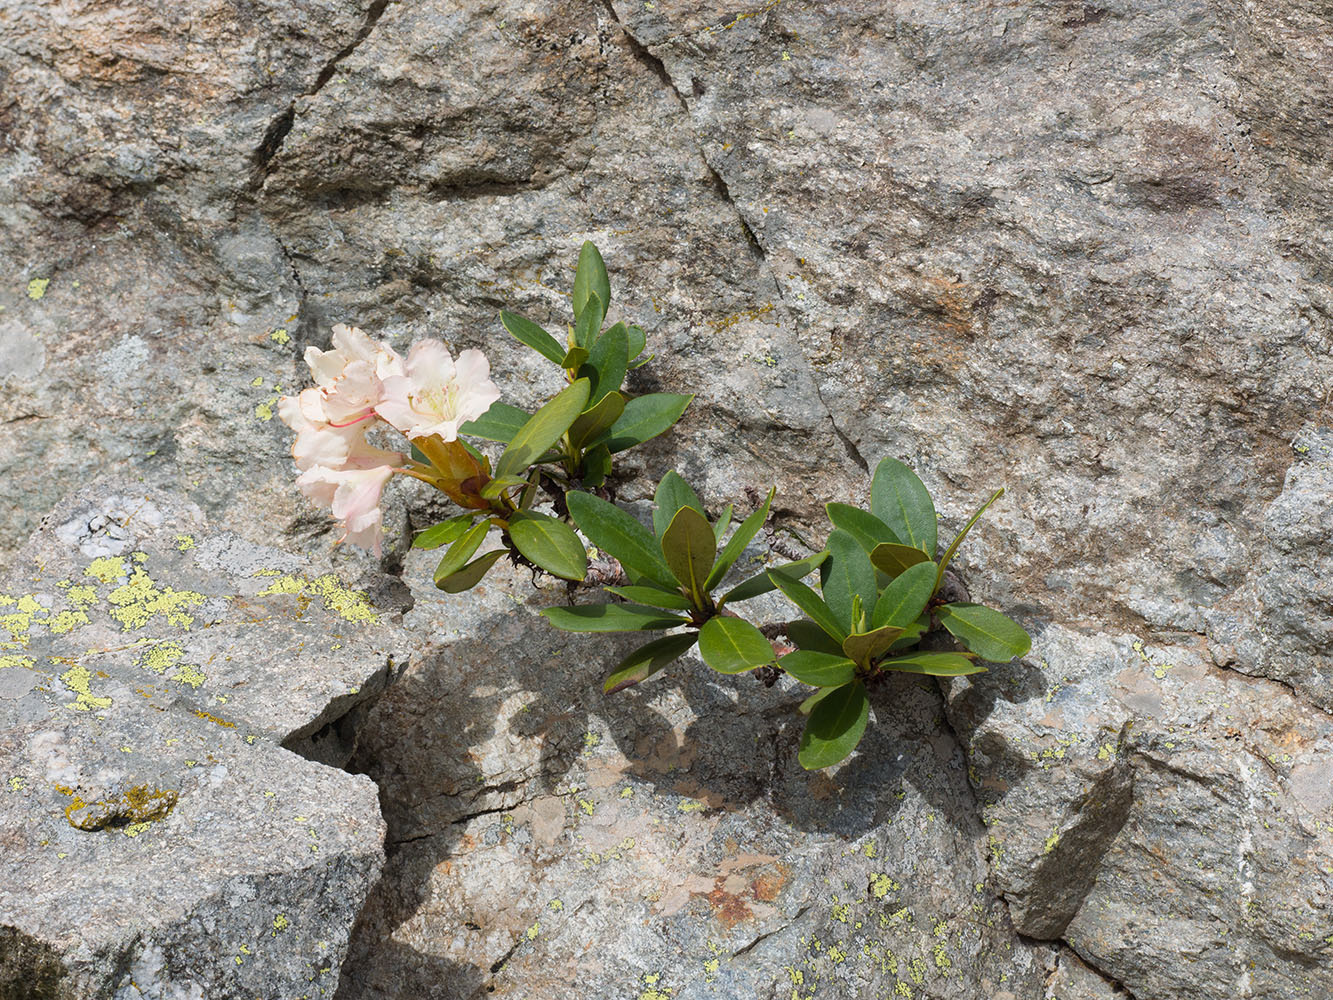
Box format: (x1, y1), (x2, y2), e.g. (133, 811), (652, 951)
(4, 0), (1333, 996)
(338, 548), (1056, 999)
(0, 482), (403, 996)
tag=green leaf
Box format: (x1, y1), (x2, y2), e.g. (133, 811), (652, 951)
(768, 568), (847, 643)
(712, 504), (734, 544)
(887, 620), (927, 652)
(935, 488), (1004, 588)
(627, 324), (647, 361)
(507, 511), (588, 581)
(572, 241), (611, 322)
(567, 391), (625, 450)
(580, 443), (612, 488)
(870, 458), (938, 557)
(540, 603), (688, 632)
(705, 487), (773, 592)
(798, 681), (870, 770)
(629, 352), (655, 370)
(825, 503), (902, 553)
(573, 293), (604, 349)
(410, 442), (430, 465)
(878, 651), (986, 677)
(412, 514), (476, 550)
(480, 475), (529, 499)
(841, 624), (905, 669)
(566, 491), (677, 589)
(561, 346), (589, 370)
(433, 521), (490, 587)
(653, 470), (705, 537)
(500, 310), (565, 366)
(604, 633), (698, 693)
(937, 603), (1031, 662)
(869, 542), (933, 578)
(583, 322), (629, 404)
(786, 620), (845, 656)
(798, 685), (839, 715)
(720, 550), (828, 605)
(604, 584), (694, 611)
(871, 561), (938, 629)
(496, 379), (590, 480)
(778, 650), (856, 688)
(660, 506), (716, 605)
(594, 393), (693, 454)
(459, 401), (532, 443)
(435, 549), (505, 593)
(820, 530), (878, 633)
(698, 616), (774, 675)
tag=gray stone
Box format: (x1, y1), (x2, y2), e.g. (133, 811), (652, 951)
(0, 481), (403, 996)
(945, 625), (1333, 999)
(335, 546), (1056, 999)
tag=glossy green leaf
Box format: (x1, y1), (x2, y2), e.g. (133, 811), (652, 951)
(566, 491), (676, 589)
(878, 651), (986, 677)
(603, 584), (694, 611)
(480, 475), (529, 499)
(661, 506), (715, 604)
(786, 619), (845, 657)
(580, 443), (612, 489)
(433, 521), (491, 587)
(572, 241), (611, 322)
(540, 603), (688, 632)
(704, 487), (773, 591)
(798, 685), (839, 715)
(496, 379), (590, 480)
(937, 603), (1031, 662)
(508, 511), (588, 581)
(870, 457), (938, 557)
(820, 530), (878, 633)
(604, 632), (698, 693)
(594, 393), (694, 454)
(653, 470), (705, 537)
(720, 551), (828, 605)
(842, 624), (905, 669)
(712, 504), (734, 544)
(768, 568), (847, 643)
(459, 401), (532, 443)
(412, 514), (475, 550)
(935, 488), (1004, 588)
(567, 391), (625, 450)
(573, 293), (604, 349)
(698, 616), (775, 674)
(500, 310), (565, 366)
(887, 620), (927, 652)
(435, 549), (505, 593)
(869, 542), (933, 578)
(583, 322), (628, 404)
(560, 346), (589, 370)
(778, 650), (856, 688)
(627, 324), (647, 361)
(825, 503), (901, 553)
(871, 561), (938, 629)
(798, 681), (869, 770)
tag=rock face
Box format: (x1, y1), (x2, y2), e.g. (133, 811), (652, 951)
(3, 0), (1333, 997)
(0, 483), (401, 997)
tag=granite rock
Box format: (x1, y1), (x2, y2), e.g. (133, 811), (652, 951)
(0, 481), (403, 996)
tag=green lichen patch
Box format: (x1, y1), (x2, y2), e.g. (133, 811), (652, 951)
(256, 573), (380, 624)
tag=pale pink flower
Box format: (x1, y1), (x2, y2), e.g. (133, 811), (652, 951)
(376, 341), (501, 441)
(295, 463), (397, 556)
(305, 324), (404, 387)
(279, 391), (400, 472)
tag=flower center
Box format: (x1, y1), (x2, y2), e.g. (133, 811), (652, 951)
(415, 380), (460, 418)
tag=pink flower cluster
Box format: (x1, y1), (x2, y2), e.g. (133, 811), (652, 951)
(279, 324), (501, 554)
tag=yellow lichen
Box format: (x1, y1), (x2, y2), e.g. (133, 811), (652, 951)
(65, 784), (177, 831)
(59, 664), (112, 711)
(85, 556), (127, 584)
(106, 566), (205, 631)
(256, 573), (379, 623)
(176, 663), (207, 688)
(175, 535), (195, 552)
(138, 641), (185, 675)
(271, 328), (290, 345)
(26, 277), (50, 300)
